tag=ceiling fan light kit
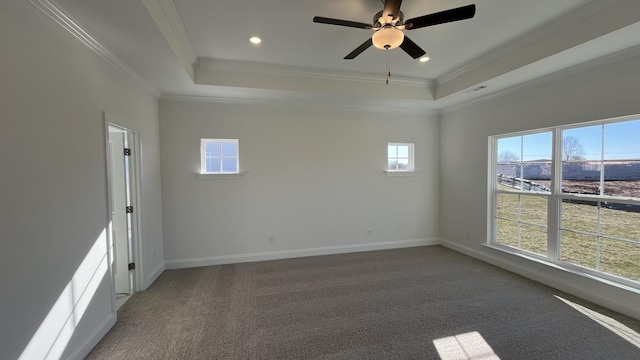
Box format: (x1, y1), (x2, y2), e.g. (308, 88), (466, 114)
(372, 27), (404, 49)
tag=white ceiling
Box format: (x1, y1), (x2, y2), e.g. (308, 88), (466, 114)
(52, 0), (640, 112)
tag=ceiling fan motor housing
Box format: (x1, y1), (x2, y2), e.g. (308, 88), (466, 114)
(373, 10), (404, 27)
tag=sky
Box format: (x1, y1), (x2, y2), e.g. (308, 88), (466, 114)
(498, 119), (640, 161)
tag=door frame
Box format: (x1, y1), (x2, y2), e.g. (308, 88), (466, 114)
(104, 112), (144, 313)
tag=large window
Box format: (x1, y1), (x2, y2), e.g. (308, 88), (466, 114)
(201, 139), (239, 174)
(491, 117), (640, 287)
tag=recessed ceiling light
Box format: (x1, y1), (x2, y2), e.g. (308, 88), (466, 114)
(419, 56), (430, 63)
(249, 36), (262, 45)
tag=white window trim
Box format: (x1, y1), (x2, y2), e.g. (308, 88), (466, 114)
(200, 138), (240, 175)
(487, 115), (640, 290)
(384, 170), (417, 176)
(196, 172), (246, 180)
(387, 142), (415, 173)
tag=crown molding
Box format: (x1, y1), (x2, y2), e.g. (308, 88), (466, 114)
(26, 0), (160, 99)
(438, 0), (624, 86)
(441, 42), (640, 115)
(26, 0), (160, 98)
(141, 0), (197, 80)
(196, 58), (434, 89)
(160, 94), (439, 116)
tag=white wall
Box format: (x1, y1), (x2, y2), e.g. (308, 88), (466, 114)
(160, 102), (440, 267)
(0, 1), (164, 359)
(439, 55), (640, 319)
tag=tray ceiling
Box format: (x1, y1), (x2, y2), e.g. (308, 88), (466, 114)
(50, 0), (640, 112)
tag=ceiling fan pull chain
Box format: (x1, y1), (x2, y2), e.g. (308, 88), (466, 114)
(386, 49), (391, 85)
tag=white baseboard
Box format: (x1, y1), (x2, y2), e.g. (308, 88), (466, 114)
(66, 313), (116, 360)
(439, 238), (640, 320)
(144, 261), (165, 290)
(165, 238), (440, 270)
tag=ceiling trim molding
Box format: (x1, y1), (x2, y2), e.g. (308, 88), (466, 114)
(160, 94), (439, 116)
(441, 42), (640, 115)
(196, 58), (434, 89)
(438, 0), (624, 86)
(26, 0), (160, 98)
(141, 0), (197, 81)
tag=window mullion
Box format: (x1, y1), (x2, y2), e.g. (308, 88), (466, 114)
(596, 202), (602, 271)
(548, 128), (562, 261)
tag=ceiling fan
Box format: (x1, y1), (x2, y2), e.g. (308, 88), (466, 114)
(313, 0), (476, 60)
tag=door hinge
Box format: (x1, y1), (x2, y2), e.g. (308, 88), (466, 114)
(128, 263), (135, 270)
(126, 206), (134, 213)
(123, 148), (131, 156)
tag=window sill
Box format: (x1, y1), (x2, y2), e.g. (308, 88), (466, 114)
(384, 170), (416, 177)
(196, 171), (246, 180)
(483, 243), (640, 294)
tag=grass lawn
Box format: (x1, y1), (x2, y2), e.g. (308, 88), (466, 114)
(496, 185), (640, 282)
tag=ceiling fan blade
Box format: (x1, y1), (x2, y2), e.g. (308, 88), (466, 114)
(383, 0), (403, 19)
(344, 38), (373, 59)
(404, 4), (476, 30)
(399, 36), (426, 59)
(313, 16), (372, 29)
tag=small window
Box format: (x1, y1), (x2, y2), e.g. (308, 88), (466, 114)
(201, 139), (239, 174)
(388, 143), (414, 172)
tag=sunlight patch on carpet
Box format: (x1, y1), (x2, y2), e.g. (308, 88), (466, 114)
(555, 295), (640, 349)
(433, 331), (500, 360)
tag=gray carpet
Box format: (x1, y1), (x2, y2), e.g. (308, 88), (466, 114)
(87, 246), (640, 359)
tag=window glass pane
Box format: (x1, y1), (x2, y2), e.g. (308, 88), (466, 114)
(521, 163), (551, 192)
(600, 204), (640, 241)
(561, 201), (598, 234)
(604, 120), (640, 160)
(222, 157), (237, 173)
(561, 231), (597, 269)
(603, 160), (640, 198)
(519, 195), (547, 225)
(517, 132), (552, 193)
(497, 174), (521, 190)
(206, 142), (221, 156)
(600, 239), (640, 282)
(562, 162), (601, 195)
(497, 136), (524, 190)
(497, 219), (518, 247)
(497, 137), (521, 163)
(206, 158), (221, 173)
(388, 145), (398, 158)
(397, 145), (409, 158)
(520, 224), (547, 255)
(397, 158), (409, 170)
(388, 159), (397, 170)
(221, 142), (237, 156)
(497, 193), (518, 220)
(522, 132), (552, 161)
(562, 125), (601, 161)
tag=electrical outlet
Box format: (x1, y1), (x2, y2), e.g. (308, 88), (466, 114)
(367, 228), (372, 236)
(268, 236), (275, 244)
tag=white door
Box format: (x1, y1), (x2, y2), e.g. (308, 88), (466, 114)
(108, 126), (133, 295)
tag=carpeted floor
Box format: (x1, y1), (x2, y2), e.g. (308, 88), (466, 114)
(87, 246), (640, 359)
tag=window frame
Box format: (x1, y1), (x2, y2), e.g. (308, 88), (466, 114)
(387, 143), (415, 172)
(200, 138), (239, 174)
(488, 115), (640, 289)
